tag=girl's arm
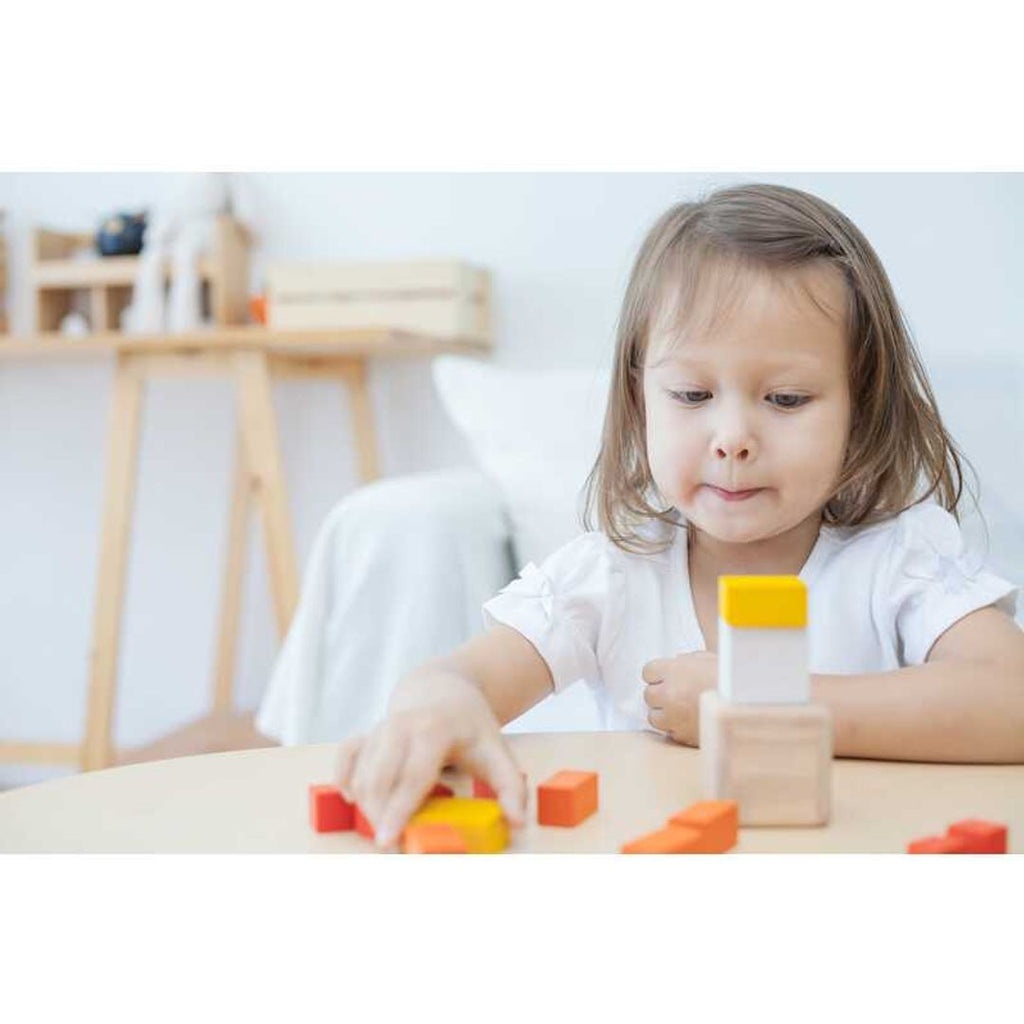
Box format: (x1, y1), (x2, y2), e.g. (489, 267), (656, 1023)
(816, 605), (1024, 763)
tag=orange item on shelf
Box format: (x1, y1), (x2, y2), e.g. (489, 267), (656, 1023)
(249, 294), (267, 325)
(308, 784), (355, 833)
(667, 800), (739, 853)
(537, 770), (598, 827)
(622, 826), (705, 854)
(403, 823), (469, 854)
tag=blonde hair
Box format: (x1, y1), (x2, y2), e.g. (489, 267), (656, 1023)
(582, 182), (973, 554)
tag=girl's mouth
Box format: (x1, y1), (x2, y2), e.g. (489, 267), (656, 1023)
(707, 485), (763, 502)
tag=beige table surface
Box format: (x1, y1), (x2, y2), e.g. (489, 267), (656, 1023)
(0, 731), (1020, 853)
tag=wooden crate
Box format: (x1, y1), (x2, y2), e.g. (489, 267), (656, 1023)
(30, 214), (250, 334)
(266, 260), (492, 346)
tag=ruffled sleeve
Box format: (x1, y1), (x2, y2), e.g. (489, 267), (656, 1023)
(886, 503), (1019, 665)
(482, 532), (622, 692)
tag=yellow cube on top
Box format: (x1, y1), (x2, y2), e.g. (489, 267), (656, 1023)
(718, 575), (807, 629)
(406, 797), (509, 854)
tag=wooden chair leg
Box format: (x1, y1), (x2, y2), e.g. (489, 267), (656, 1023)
(82, 354), (144, 771)
(233, 350), (298, 637)
(211, 435), (253, 714)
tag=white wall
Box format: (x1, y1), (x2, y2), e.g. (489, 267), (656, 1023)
(1, 173), (1022, 786)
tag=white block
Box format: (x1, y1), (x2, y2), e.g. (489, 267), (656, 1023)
(719, 622), (809, 704)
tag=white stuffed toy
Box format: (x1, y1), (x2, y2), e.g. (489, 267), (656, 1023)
(124, 172), (258, 334)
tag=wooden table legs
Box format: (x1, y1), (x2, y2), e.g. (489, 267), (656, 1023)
(79, 348), (381, 772)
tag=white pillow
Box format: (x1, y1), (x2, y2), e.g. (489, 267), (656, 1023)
(433, 356), (610, 568)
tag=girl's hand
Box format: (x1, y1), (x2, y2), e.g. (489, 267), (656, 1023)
(641, 652), (718, 746)
(335, 674), (527, 850)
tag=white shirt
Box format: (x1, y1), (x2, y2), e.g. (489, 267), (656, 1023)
(482, 502), (1019, 731)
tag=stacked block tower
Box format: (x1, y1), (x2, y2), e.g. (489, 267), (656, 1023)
(700, 575), (832, 826)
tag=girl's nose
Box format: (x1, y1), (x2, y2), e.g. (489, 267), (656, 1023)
(715, 442), (750, 461)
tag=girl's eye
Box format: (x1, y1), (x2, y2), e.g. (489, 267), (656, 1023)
(669, 389), (712, 405)
(767, 392), (810, 409)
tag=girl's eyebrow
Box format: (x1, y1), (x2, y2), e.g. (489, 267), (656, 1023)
(649, 350), (828, 371)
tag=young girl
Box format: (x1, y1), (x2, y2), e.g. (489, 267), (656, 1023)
(336, 183), (1024, 849)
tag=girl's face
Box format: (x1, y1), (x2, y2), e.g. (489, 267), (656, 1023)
(642, 261), (851, 547)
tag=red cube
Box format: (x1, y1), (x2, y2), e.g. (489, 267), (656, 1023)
(907, 834), (970, 854)
(947, 819), (1008, 854)
(308, 784), (355, 833)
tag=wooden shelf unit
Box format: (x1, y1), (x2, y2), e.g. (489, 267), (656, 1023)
(31, 214), (250, 333)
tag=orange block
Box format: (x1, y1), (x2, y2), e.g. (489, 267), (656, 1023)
(403, 823), (469, 854)
(907, 834), (970, 854)
(354, 804), (375, 840)
(308, 784), (355, 833)
(947, 819), (1008, 854)
(667, 800), (738, 853)
(537, 770), (598, 827)
(622, 826), (705, 854)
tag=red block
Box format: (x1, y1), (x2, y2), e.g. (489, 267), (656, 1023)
(472, 777), (497, 799)
(308, 784), (355, 833)
(907, 834), (970, 854)
(947, 819), (1008, 854)
(354, 804), (375, 840)
(429, 783), (455, 798)
(537, 770), (598, 827)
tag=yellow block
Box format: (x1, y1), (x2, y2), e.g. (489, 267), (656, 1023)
(407, 797), (509, 854)
(719, 575), (807, 628)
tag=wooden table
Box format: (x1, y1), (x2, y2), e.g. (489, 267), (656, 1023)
(0, 327), (488, 773)
(1, 731), (1019, 852)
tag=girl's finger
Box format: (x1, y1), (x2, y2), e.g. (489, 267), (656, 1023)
(460, 735), (528, 827)
(335, 736), (364, 801)
(375, 740), (449, 849)
(643, 682), (663, 709)
(642, 659), (669, 684)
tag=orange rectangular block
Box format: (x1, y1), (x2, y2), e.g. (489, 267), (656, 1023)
(622, 826), (705, 854)
(947, 819), (1007, 854)
(537, 770), (598, 827)
(308, 784), (355, 833)
(907, 834), (970, 854)
(403, 823), (469, 854)
(667, 800), (738, 853)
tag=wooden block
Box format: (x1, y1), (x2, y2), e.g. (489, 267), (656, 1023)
(472, 772), (527, 800)
(622, 826), (705, 854)
(308, 784), (355, 833)
(402, 823), (469, 854)
(408, 797), (509, 853)
(907, 834), (970, 854)
(719, 575), (807, 629)
(429, 782), (455, 799)
(719, 576), (809, 704)
(946, 819), (1008, 854)
(354, 804), (375, 840)
(700, 690), (831, 826)
(537, 770), (599, 827)
(667, 800), (739, 852)
(472, 777), (497, 799)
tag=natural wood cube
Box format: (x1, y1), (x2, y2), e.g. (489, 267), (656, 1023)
(700, 690), (832, 826)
